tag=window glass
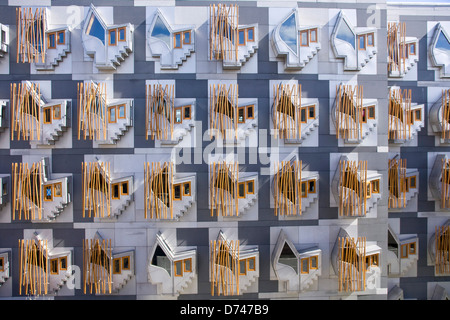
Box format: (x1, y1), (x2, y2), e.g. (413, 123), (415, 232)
(368, 106), (375, 119)
(336, 19), (355, 49)
(367, 33), (374, 46)
(122, 256), (130, 270)
(86, 14), (106, 45)
(301, 181), (307, 197)
(300, 31), (308, 46)
(174, 184), (181, 200)
(109, 107), (116, 123)
(310, 29), (317, 42)
(183, 106), (191, 119)
(301, 258), (309, 273)
(53, 105), (61, 120)
(175, 108), (182, 123)
(239, 260), (247, 274)
(238, 183), (245, 198)
(248, 258), (255, 270)
(118, 105), (125, 119)
(184, 258), (192, 272)
(183, 182), (190, 196)
(183, 31), (190, 44)
(300, 108), (306, 123)
(238, 30), (245, 45)
(310, 256), (317, 269)
(151, 16), (171, 48)
(238, 107), (245, 123)
(359, 35), (365, 49)
(175, 261), (183, 276)
(113, 258), (121, 274)
(57, 31), (65, 44)
(121, 182), (128, 195)
(247, 181), (254, 194)
(308, 180), (315, 193)
(280, 13), (298, 54)
(54, 183), (61, 197)
(113, 184), (120, 199)
(51, 259), (58, 274)
(119, 28), (125, 41)
(60, 257), (67, 269)
(308, 106), (315, 119)
(247, 28), (254, 41)
(44, 108), (52, 123)
(174, 33), (182, 48)
(48, 33), (55, 48)
(109, 29), (116, 45)
(45, 186), (52, 200)
(436, 31), (450, 52)
(247, 105), (254, 119)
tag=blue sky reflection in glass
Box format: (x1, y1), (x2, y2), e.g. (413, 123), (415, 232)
(86, 14), (105, 45)
(336, 19), (355, 49)
(436, 30), (450, 53)
(152, 16), (171, 48)
(280, 13), (297, 55)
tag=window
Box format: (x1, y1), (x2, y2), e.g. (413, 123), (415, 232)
(183, 105), (191, 120)
(184, 258), (192, 272)
(366, 253), (379, 267)
(248, 257), (256, 271)
(366, 182), (372, 198)
(371, 179), (380, 193)
(183, 31), (191, 45)
(118, 105), (126, 119)
(409, 43), (416, 55)
(121, 181), (129, 196)
(183, 181), (191, 196)
(174, 32), (182, 48)
(310, 256), (318, 270)
(53, 104), (61, 120)
(239, 259), (247, 275)
(309, 28), (317, 43)
(2, 183), (6, 196)
(44, 107), (52, 124)
(86, 13), (106, 45)
(108, 106), (116, 123)
(238, 30), (246, 46)
(308, 180), (316, 194)
(44, 185), (52, 201)
(368, 105), (375, 119)
(247, 27), (254, 42)
(362, 108), (367, 123)
(54, 182), (62, 197)
(60, 256), (67, 270)
(301, 258), (309, 274)
(358, 35), (366, 50)
(300, 107), (307, 123)
(175, 107), (182, 124)
(367, 33), (374, 47)
(238, 182), (245, 199)
(57, 31), (65, 45)
(401, 244), (408, 258)
(308, 105), (315, 119)
(112, 183), (120, 200)
(47, 33), (56, 49)
(409, 242), (416, 255)
(300, 30), (309, 47)
(122, 256), (130, 270)
(0, 257), (4, 272)
(174, 260), (183, 276)
(301, 181), (307, 198)
(50, 258), (59, 274)
(246, 180), (255, 194)
(113, 258), (121, 274)
(109, 29), (117, 46)
(409, 176), (416, 189)
(238, 107), (245, 123)
(414, 109), (422, 121)
(118, 27), (126, 42)
(246, 105), (254, 119)
(173, 184), (182, 201)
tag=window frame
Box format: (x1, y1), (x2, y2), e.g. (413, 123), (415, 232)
(112, 183), (120, 200)
(122, 256), (131, 270)
(358, 34), (366, 50)
(118, 27), (126, 42)
(174, 32), (182, 49)
(309, 28), (318, 43)
(300, 257), (309, 274)
(246, 104), (255, 120)
(238, 29), (246, 46)
(183, 30), (191, 45)
(57, 31), (65, 45)
(173, 183), (182, 201)
(118, 104), (126, 119)
(108, 28), (117, 46)
(366, 182), (372, 199)
(300, 107), (307, 124)
(54, 182), (62, 197)
(301, 181), (308, 198)
(238, 182), (246, 199)
(310, 256), (318, 270)
(237, 106), (245, 124)
(121, 181), (129, 196)
(44, 185), (53, 202)
(113, 257), (122, 274)
(300, 30), (309, 47)
(367, 33), (374, 47)
(401, 244), (408, 259)
(246, 27), (255, 42)
(239, 259), (247, 275)
(50, 258), (59, 275)
(174, 107), (183, 124)
(174, 260), (183, 277)
(308, 180), (316, 194)
(43, 107), (52, 124)
(246, 180), (255, 195)
(247, 257), (256, 271)
(409, 43), (416, 55)
(183, 105), (191, 120)
(371, 179), (380, 193)
(409, 242), (416, 255)
(47, 32), (56, 49)
(367, 105), (376, 120)
(108, 106), (117, 123)
(184, 258), (192, 273)
(59, 256), (67, 271)
(183, 181), (191, 196)
(414, 109), (422, 121)
(53, 104), (61, 120)
(409, 176), (417, 189)
(307, 105), (315, 120)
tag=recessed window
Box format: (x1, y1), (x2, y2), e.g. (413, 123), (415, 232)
(248, 257), (256, 271)
(122, 256), (130, 270)
(309, 28), (317, 43)
(367, 33), (374, 47)
(50, 258), (59, 274)
(174, 260), (183, 277)
(183, 31), (191, 45)
(368, 105), (375, 119)
(175, 107), (182, 124)
(118, 104), (126, 119)
(238, 182), (245, 198)
(409, 176), (416, 189)
(366, 253), (379, 267)
(239, 259), (247, 275)
(238, 107), (245, 123)
(300, 107), (307, 123)
(113, 258), (121, 274)
(301, 181), (307, 198)
(301, 258), (309, 274)
(409, 242), (416, 255)
(310, 256), (318, 269)
(238, 30), (246, 46)
(300, 30), (309, 47)
(366, 182), (372, 198)
(247, 27), (254, 42)
(371, 179), (380, 193)
(308, 180), (316, 193)
(246, 105), (254, 119)
(57, 31), (65, 45)
(54, 182), (62, 197)
(358, 35), (366, 50)
(118, 27), (126, 41)
(183, 181), (191, 196)
(183, 105), (191, 120)
(362, 108), (367, 123)
(112, 183), (120, 199)
(108, 106), (116, 123)
(86, 13), (106, 45)
(174, 32), (182, 48)
(173, 184), (182, 201)
(53, 104), (61, 120)
(308, 105), (315, 119)
(401, 244), (408, 258)
(121, 181), (129, 196)
(44, 185), (52, 201)
(0, 257), (4, 272)
(409, 43), (416, 55)
(44, 107), (52, 124)
(109, 29), (117, 46)
(184, 258), (192, 272)
(47, 33), (56, 49)
(414, 109), (422, 121)
(59, 256), (67, 270)
(246, 180), (255, 194)
(2, 183), (6, 196)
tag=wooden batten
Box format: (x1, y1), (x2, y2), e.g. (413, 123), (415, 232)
(338, 236), (366, 292)
(10, 82), (42, 141)
(146, 84), (175, 141)
(77, 82), (108, 141)
(441, 89), (450, 140)
(388, 158), (407, 209)
(16, 7), (47, 64)
(209, 84), (239, 140)
(83, 238), (113, 295)
(272, 84), (301, 140)
(389, 88), (412, 140)
(12, 161), (44, 220)
(209, 3), (238, 62)
(441, 158), (450, 209)
(210, 161), (239, 217)
(81, 161), (111, 218)
(335, 84), (364, 140)
(339, 160), (367, 217)
(274, 160), (302, 216)
(387, 22), (406, 75)
(210, 239), (240, 296)
(435, 226), (450, 275)
(19, 239), (49, 296)
(144, 161), (174, 219)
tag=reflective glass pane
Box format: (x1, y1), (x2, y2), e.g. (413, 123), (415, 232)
(336, 19), (355, 49)
(86, 14), (105, 45)
(280, 13), (297, 54)
(151, 16), (171, 48)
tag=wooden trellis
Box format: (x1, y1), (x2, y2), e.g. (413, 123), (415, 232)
(16, 7), (47, 64)
(209, 83), (239, 140)
(435, 225), (450, 275)
(210, 239), (240, 296)
(335, 84), (364, 140)
(339, 160), (367, 217)
(272, 84), (302, 140)
(441, 158), (450, 209)
(389, 87), (412, 140)
(10, 82), (42, 141)
(146, 84), (175, 141)
(209, 3), (239, 62)
(338, 236), (366, 292)
(441, 89), (450, 140)
(144, 161), (174, 220)
(387, 22), (406, 75)
(12, 162), (44, 221)
(388, 158), (407, 209)
(81, 161), (111, 218)
(82, 238), (113, 295)
(210, 161), (239, 217)
(77, 82), (108, 141)
(18, 239), (49, 296)
(274, 160), (302, 216)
